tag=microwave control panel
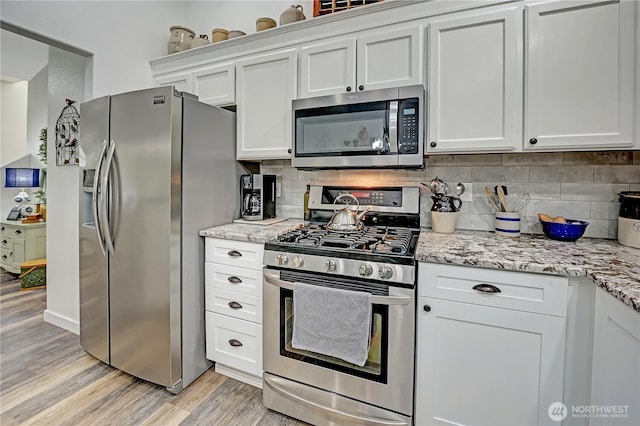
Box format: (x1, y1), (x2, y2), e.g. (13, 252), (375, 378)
(398, 98), (419, 154)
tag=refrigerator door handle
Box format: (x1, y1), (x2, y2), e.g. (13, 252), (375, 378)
(101, 140), (117, 257)
(94, 139), (109, 256)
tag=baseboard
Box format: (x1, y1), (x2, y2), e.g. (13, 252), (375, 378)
(215, 364), (263, 389)
(44, 309), (79, 335)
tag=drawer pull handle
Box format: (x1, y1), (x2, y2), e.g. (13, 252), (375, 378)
(227, 250), (242, 257)
(228, 301), (243, 310)
(14, 230), (22, 235)
(2, 240), (6, 245)
(472, 283), (502, 294)
(228, 339), (243, 347)
(2, 255), (7, 260)
(228, 276), (242, 284)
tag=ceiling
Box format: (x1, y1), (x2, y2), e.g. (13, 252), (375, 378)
(1, 29), (49, 82)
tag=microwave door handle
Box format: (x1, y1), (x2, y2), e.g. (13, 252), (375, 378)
(263, 270), (411, 306)
(388, 101), (399, 154)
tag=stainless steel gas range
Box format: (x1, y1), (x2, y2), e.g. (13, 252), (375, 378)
(263, 185), (420, 426)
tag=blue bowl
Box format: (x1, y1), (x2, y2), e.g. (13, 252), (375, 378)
(540, 219), (589, 241)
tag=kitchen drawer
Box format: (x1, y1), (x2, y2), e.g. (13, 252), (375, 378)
(418, 263), (568, 317)
(205, 238), (263, 270)
(1, 224), (25, 238)
(205, 312), (262, 376)
(205, 262), (262, 297)
(206, 287), (262, 324)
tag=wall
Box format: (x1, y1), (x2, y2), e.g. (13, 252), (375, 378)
(185, 1), (314, 37)
(26, 66), (49, 156)
(0, 80), (28, 165)
(261, 151), (640, 239)
(43, 46), (86, 333)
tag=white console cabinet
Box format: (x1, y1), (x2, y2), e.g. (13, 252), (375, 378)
(204, 238), (264, 388)
(416, 263), (568, 426)
(1, 221), (46, 274)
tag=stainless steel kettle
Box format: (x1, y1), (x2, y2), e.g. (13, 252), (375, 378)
(326, 193), (369, 232)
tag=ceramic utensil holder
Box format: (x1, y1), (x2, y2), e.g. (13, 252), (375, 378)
(495, 211), (521, 237)
(431, 211), (460, 234)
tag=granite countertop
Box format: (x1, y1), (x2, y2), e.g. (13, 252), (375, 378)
(199, 219), (305, 243)
(416, 230), (640, 313)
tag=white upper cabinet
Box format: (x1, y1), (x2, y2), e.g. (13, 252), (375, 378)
(154, 71), (192, 93)
(298, 26), (422, 98)
(192, 63), (235, 106)
(236, 49), (297, 160)
(524, 0), (635, 150)
(427, 6), (522, 153)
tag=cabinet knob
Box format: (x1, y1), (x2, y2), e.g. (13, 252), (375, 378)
(228, 339), (243, 347)
(358, 85), (364, 91)
(472, 283), (502, 294)
(287, 148), (292, 154)
(430, 141), (437, 148)
(529, 138), (538, 145)
(346, 86), (352, 92)
(15, 230), (21, 235)
(2, 240), (6, 245)
(1, 226), (4, 231)
(423, 305), (431, 312)
(228, 301), (243, 310)
(227, 276), (242, 284)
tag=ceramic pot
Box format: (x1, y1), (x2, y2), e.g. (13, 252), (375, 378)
(191, 35), (210, 48)
(167, 26), (195, 54)
(279, 5), (306, 25)
(211, 28), (229, 43)
(256, 17), (277, 31)
(228, 30), (246, 39)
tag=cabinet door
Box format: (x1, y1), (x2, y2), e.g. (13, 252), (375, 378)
(154, 72), (192, 93)
(236, 49), (297, 160)
(590, 289), (640, 426)
(416, 297), (566, 426)
(524, 0), (635, 150)
(427, 7), (521, 153)
(357, 26), (422, 92)
(299, 39), (356, 98)
(192, 63), (235, 106)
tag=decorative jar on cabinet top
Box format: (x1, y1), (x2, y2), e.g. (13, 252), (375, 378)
(279, 5), (306, 25)
(167, 26), (195, 54)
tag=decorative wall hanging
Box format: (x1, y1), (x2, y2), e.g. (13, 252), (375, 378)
(55, 99), (80, 166)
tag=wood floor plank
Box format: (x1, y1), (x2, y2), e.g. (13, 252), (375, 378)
(170, 369), (228, 412)
(139, 402), (191, 426)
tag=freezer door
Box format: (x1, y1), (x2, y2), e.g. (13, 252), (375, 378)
(79, 96), (111, 364)
(108, 87), (182, 388)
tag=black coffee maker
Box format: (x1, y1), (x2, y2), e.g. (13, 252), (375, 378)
(241, 174), (276, 221)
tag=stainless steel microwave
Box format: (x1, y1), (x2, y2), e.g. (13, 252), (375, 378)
(291, 85), (425, 169)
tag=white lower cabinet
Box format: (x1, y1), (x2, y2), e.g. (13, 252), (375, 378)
(204, 238), (264, 388)
(416, 263), (568, 426)
(590, 287), (640, 426)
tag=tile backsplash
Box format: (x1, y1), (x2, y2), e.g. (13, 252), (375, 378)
(260, 151), (640, 239)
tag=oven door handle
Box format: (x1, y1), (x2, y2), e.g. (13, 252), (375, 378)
(263, 270), (412, 306)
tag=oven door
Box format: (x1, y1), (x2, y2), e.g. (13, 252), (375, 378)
(263, 268), (415, 416)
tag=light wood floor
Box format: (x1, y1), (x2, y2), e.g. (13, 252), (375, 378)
(0, 272), (307, 425)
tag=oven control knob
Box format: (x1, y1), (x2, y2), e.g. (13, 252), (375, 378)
(323, 259), (336, 273)
(291, 255), (304, 268)
(359, 264), (373, 277)
(275, 254), (288, 266)
(378, 266), (393, 280)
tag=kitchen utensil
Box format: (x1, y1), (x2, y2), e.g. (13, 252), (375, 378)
(484, 186), (501, 211)
(454, 182), (466, 197)
(431, 195), (462, 213)
(540, 218), (589, 241)
(497, 186), (509, 212)
(426, 177), (448, 195)
(326, 193), (369, 232)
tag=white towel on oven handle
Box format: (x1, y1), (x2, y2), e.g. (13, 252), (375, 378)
(292, 282), (372, 367)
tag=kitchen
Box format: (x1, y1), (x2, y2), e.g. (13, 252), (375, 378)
(1, 0), (639, 425)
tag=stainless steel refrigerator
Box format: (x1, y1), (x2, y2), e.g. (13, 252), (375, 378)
(79, 86), (241, 393)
